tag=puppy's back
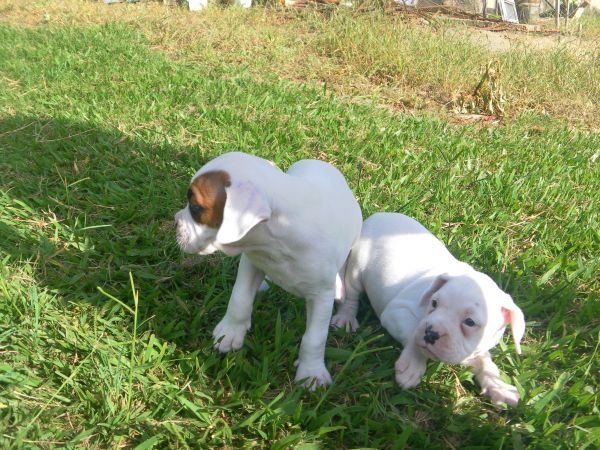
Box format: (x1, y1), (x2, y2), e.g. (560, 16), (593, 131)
(286, 159), (352, 194)
(360, 213), (452, 264)
(286, 159), (362, 264)
(346, 213), (457, 315)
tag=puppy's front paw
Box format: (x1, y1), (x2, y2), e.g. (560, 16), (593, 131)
(212, 317), (250, 353)
(394, 353), (426, 389)
(331, 313), (359, 332)
(294, 363), (332, 391)
(481, 377), (520, 407)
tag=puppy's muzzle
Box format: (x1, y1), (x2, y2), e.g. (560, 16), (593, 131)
(424, 324), (440, 345)
(174, 215), (189, 250)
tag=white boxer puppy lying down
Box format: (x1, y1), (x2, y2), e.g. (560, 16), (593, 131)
(333, 213), (525, 406)
(175, 152), (362, 389)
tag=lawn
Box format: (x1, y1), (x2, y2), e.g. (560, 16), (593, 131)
(1, 2), (599, 449)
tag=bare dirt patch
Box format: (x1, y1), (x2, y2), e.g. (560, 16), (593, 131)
(470, 27), (597, 53)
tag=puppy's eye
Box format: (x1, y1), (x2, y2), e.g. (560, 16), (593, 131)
(431, 299), (438, 308)
(464, 318), (476, 327)
(189, 204), (203, 216)
(186, 188), (193, 200)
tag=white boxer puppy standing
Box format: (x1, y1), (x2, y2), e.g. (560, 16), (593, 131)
(333, 213), (525, 405)
(175, 152), (362, 389)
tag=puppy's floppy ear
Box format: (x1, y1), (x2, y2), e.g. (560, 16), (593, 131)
(419, 274), (450, 306)
(499, 294), (525, 355)
(216, 181), (271, 245)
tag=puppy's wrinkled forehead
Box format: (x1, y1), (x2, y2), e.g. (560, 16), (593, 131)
(187, 170), (231, 228)
(445, 276), (482, 299)
(438, 277), (485, 311)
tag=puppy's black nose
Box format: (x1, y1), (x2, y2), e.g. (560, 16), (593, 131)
(424, 324), (440, 345)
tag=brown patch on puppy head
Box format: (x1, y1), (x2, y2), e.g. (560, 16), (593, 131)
(187, 170), (231, 228)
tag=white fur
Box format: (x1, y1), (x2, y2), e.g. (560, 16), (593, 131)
(175, 152), (362, 389)
(336, 212), (525, 406)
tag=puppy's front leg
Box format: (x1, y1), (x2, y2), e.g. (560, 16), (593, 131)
(213, 254), (265, 352)
(379, 305), (427, 389)
(467, 352), (519, 406)
(295, 291), (335, 390)
(394, 342), (428, 389)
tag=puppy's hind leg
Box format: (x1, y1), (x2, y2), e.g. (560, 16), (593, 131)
(331, 291), (359, 332)
(331, 263), (361, 332)
(331, 256), (363, 331)
(213, 254), (265, 353)
(295, 291), (336, 390)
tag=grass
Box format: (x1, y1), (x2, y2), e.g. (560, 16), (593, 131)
(1, 0), (600, 127)
(0, 2), (599, 449)
(569, 13), (600, 40)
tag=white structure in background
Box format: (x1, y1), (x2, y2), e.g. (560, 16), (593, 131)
(188, 0), (252, 10)
(498, 0), (519, 21)
(393, 0), (498, 15)
(394, 0), (519, 22)
(585, 0), (600, 12)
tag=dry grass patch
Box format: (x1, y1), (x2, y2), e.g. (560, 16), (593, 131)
(567, 12), (600, 39)
(1, 0), (598, 127)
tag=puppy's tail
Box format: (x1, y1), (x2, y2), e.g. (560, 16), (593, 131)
(335, 259), (350, 303)
(335, 272), (345, 303)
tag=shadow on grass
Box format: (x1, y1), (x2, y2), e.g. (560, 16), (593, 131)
(0, 113), (238, 347)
